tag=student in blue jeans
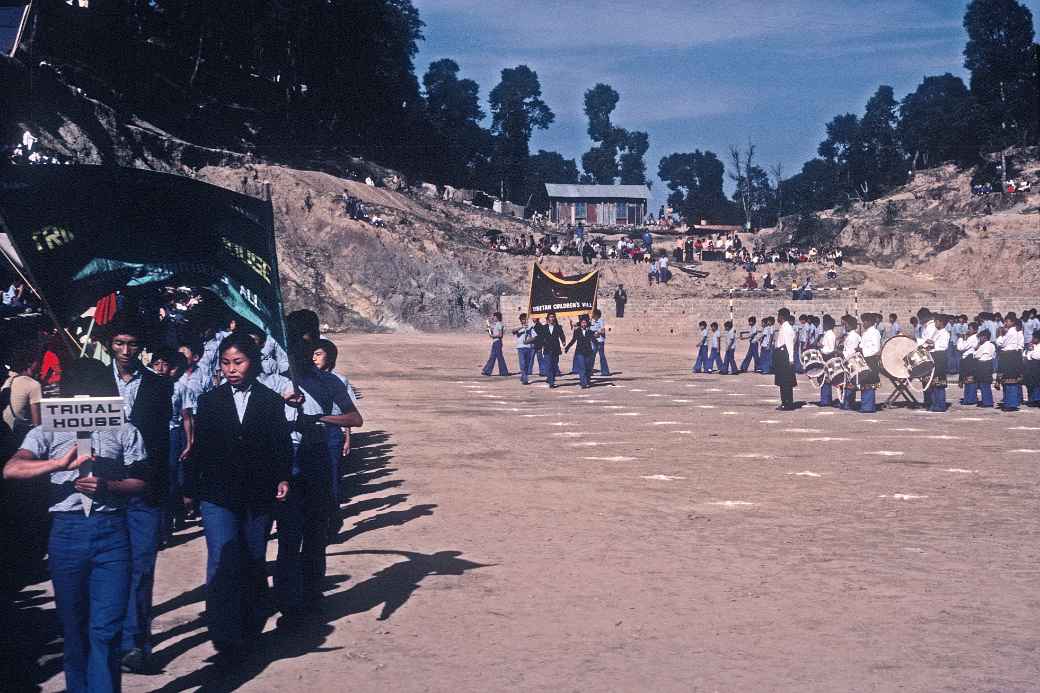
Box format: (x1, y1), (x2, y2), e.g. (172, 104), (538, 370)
(692, 321), (709, 373)
(512, 313), (536, 385)
(706, 322), (723, 373)
(4, 359), (149, 693)
(185, 332), (294, 661)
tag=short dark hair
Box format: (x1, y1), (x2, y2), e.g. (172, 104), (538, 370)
(286, 309), (320, 341)
(103, 312), (148, 345)
(178, 339), (202, 358)
(315, 338), (338, 366)
(519, 312), (528, 320)
(218, 331), (262, 366)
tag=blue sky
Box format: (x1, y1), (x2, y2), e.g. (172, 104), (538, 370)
(413, 0), (1039, 206)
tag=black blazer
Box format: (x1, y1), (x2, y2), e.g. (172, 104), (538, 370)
(536, 323), (567, 355)
(129, 368), (173, 505)
(184, 381), (293, 510)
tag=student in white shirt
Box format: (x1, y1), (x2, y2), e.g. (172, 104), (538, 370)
(840, 315), (861, 411)
(1024, 328), (1040, 407)
(957, 322), (980, 405)
(858, 313), (883, 413)
(996, 314), (1026, 411)
(974, 330), (996, 408)
(773, 308), (798, 411)
(817, 314), (838, 407)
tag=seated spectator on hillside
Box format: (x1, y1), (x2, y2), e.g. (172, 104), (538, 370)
(762, 272), (775, 290)
(672, 246), (682, 262)
(808, 247), (818, 262)
(743, 272), (757, 289)
(658, 255), (671, 283)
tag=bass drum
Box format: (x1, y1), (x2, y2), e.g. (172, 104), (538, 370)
(879, 335), (916, 380)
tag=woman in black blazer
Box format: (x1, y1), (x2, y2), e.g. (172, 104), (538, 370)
(540, 312), (568, 388)
(184, 332), (293, 659)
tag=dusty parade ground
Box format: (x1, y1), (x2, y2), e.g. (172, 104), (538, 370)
(13, 331), (1040, 692)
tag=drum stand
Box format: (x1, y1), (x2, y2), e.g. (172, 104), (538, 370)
(884, 376), (920, 406)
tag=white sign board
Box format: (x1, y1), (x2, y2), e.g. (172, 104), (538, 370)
(41, 397), (127, 433)
(40, 396), (127, 516)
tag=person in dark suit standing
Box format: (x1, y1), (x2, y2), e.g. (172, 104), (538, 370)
(183, 332), (293, 662)
(102, 314), (173, 673)
(540, 312), (567, 388)
(773, 308), (798, 411)
(613, 285), (628, 318)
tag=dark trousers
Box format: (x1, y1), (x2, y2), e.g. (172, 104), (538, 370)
(693, 345), (709, 372)
(779, 385), (794, 408)
(545, 352), (561, 386)
(200, 502), (271, 650)
(615, 302), (625, 318)
(276, 445), (332, 613)
(49, 512), (130, 693)
(122, 496), (160, 654)
(740, 343), (759, 372)
(536, 350), (547, 376)
(164, 427), (186, 538)
(721, 348), (738, 374)
(574, 352), (593, 387)
(482, 339), (508, 375)
(707, 348), (723, 372)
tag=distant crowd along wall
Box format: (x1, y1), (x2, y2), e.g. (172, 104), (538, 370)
(497, 294), (1040, 339)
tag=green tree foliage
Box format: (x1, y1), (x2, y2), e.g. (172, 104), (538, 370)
(619, 130), (650, 185)
(522, 150), (580, 211)
(580, 83), (649, 185)
(963, 0), (1038, 146)
(859, 85), (906, 193)
(489, 65), (555, 203)
(421, 59), (490, 187)
(730, 164), (774, 229)
(783, 159), (842, 215)
(658, 150), (736, 224)
(898, 74), (982, 168)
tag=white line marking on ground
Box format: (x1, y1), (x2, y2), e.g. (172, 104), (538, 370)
(651, 421), (680, 425)
(709, 500), (755, 507)
(521, 414), (551, 417)
(784, 428), (822, 433)
(956, 417), (987, 421)
(705, 388), (723, 392)
(631, 389), (646, 392)
(670, 430), (693, 434)
(880, 494), (928, 500)
(865, 451), (904, 456)
(646, 394), (663, 397)
(943, 468), (978, 474)
(734, 453), (776, 459)
(802, 437), (852, 442)
(602, 405), (625, 409)
(641, 474), (685, 481)
(672, 399), (692, 403)
(759, 420), (780, 424)
(582, 456), (637, 462)
(1008, 426), (1040, 431)
(1010, 449), (1040, 453)
(547, 422), (575, 426)
(722, 411), (738, 415)
(696, 405), (717, 409)
(754, 384), (774, 388)
(552, 432), (584, 437)
(726, 393), (747, 397)
(860, 419), (883, 423)
(569, 441), (631, 447)
(787, 471), (822, 477)
(925, 435), (961, 440)
(892, 428), (924, 432)
(814, 411), (837, 416)
(614, 412), (641, 416)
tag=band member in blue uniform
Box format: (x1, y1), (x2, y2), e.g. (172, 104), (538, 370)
(996, 313), (1025, 411)
(817, 315), (837, 407)
(773, 309), (798, 411)
(858, 313), (882, 413)
(957, 322), (979, 405)
(974, 330), (996, 408)
(840, 315), (860, 410)
(692, 321), (709, 373)
(739, 316), (760, 373)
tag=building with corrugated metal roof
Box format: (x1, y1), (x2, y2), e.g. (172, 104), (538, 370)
(545, 184), (651, 227)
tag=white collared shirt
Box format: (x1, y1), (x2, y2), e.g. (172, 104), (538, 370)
(958, 334), (979, 358)
(1025, 343), (1040, 361)
(843, 331), (861, 360)
(821, 329), (837, 355)
(997, 326), (1024, 351)
(776, 321), (796, 354)
(232, 384), (253, 423)
(975, 341), (996, 362)
(860, 326), (881, 358)
(931, 327), (950, 351)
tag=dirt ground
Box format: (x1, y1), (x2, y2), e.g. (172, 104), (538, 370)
(18, 331), (1040, 692)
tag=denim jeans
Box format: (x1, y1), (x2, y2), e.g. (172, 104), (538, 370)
(594, 342), (610, 375)
(545, 352), (561, 385)
(200, 501), (271, 650)
(707, 348), (722, 372)
(164, 427), (186, 539)
(574, 352), (593, 387)
(693, 345), (708, 372)
(481, 339), (508, 375)
(517, 348), (535, 384)
(49, 511), (130, 693)
(721, 349), (737, 374)
(122, 496), (160, 654)
(740, 343), (759, 372)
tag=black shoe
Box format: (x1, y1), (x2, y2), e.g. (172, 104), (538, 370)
(121, 648), (149, 674)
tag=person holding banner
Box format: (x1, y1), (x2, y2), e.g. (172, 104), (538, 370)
(565, 315), (597, 389)
(185, 331), (293, 661)
(540, 312), (567, 388)
(4, 358), (149, 693)
(102, 314), (172, 674)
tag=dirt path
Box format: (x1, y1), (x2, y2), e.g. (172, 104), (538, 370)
(21, 332), (1040, 692)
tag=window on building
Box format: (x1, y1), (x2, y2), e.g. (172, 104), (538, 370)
(575, 202), (587, 219)
(615, 202), (628, 224)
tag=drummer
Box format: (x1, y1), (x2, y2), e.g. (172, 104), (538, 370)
(957, 322), (980, 405)
(817, 314), (838, 407)
(917, 309), (950, 412)
(1025, 330), (1040, 407)
(858, 313), (882, 413)
(996, 313), (1025, 411)
(974, 329), (996, 408)
(840, 315), (860, 411)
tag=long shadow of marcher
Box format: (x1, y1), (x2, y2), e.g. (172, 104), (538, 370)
(150, 550), (490, 692)
(1, 586), (63, 691)
(334, 504), (437, 542)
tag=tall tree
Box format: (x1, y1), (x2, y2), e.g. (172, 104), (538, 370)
(963, 0), (1038, 147)
(859, 85), (906, 196)
(489, 65), (555, 203)
(581, 84), (623, 183)
(898, 73), (982, 168)
(818, 113), (864, 194)
(522, 150), (580, 211)
(658, 150), (736, 224)
(619, 130), (650, 184)
(421, 59), (490, 186)
(728, 142), (757, 229)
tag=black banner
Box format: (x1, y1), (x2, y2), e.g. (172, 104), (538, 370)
(527, 263), (599, 320)
(0, 165), (287, 347)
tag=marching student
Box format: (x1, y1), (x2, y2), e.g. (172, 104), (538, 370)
(706, 322), (722, 373)
(773, 308), (797, 411)
(739, 316), (760, 373)
(720, 320), (738, 375)
(909, 315), (920, 340)
(858, 313), (882, 413)
(817, 314), (838, 407)
(974, 329), (996, 407)
(564, 315), (597, 389)
(759, 317), (775, 374)
(794, 315), (808, 374)
(539, 312), (567, 388)
(481, 312), (509, 377)
(927, 314), (951, 412)
(148, 350), (196, 539)
(530, 317), (547, 377)
(103, 314), (172, 673)
(840, 315), (861, 410)
(886, 313), (901, 339)
(590, 309), (611, 376)
(996, 313), (1025, 411)
(692, 321), (709, 373)
(184, 331), (293, 661)
(1025, 330), (1040, 407)
(957, 322), (980, 405)
(312, 338), (357, 499)
(4, 359), (149, 693)
(512, 313), (537, 385)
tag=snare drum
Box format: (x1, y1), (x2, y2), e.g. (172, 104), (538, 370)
(824, 357), (847, 385)
(844, 352), (870, 379)
(801, 348), (826, 385)
(903, 346), (934, 379)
